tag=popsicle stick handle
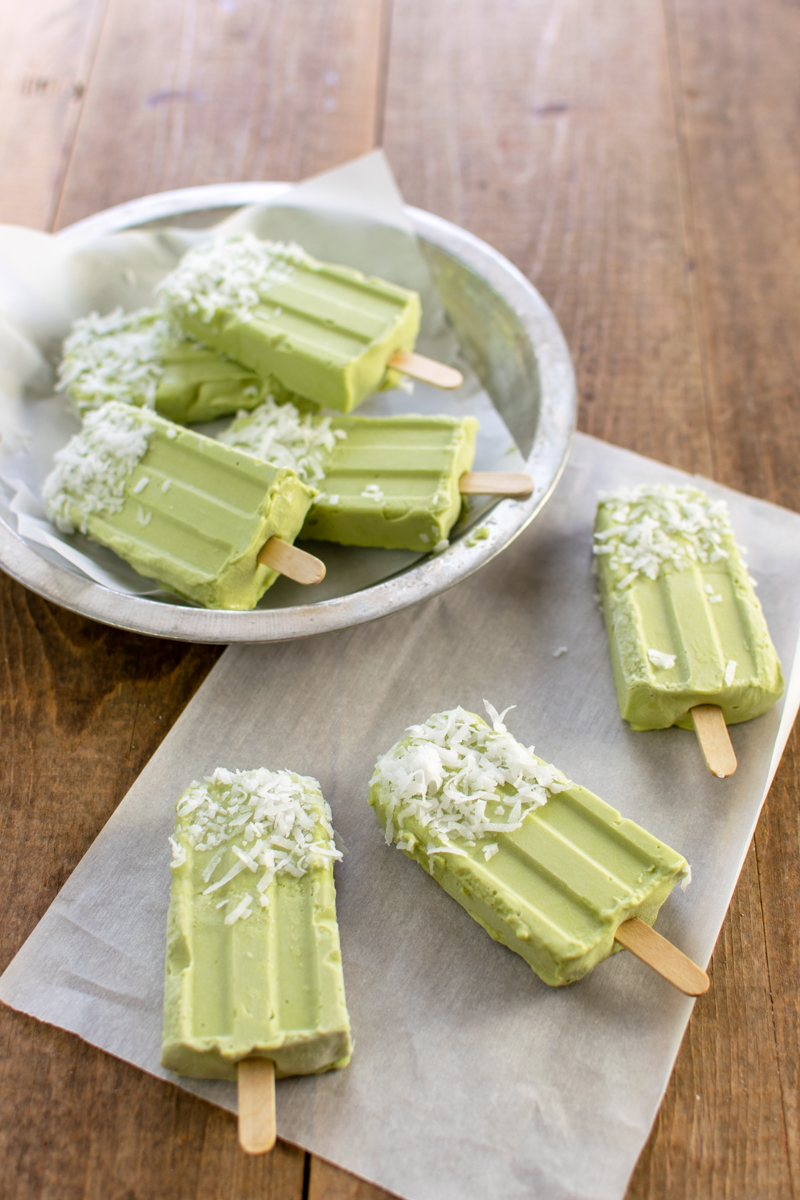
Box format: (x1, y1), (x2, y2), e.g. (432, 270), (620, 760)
(388, 349), (463, 390)
(691, 705), (737, 778)
(257, 537), (326, 585)
(238, 1058), (276, 1154)
(614, 917), (709, 996)
(459, 471), (533, 497)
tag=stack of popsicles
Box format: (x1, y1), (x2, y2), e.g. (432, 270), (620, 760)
(47, 233), (535, 606)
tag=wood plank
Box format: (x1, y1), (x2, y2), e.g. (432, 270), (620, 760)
(0, 0), (107, 230)
(666, 0), (800, 509)
(308, 1157), (398, 1200)
(383, 0), (714, 477)
(55, 0), (386, 229)
(627, 837), (793, 1197)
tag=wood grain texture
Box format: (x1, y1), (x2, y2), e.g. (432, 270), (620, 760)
(0, 1009), (305, 1200)
(308, 1158), (399, 1200)
(0, 0), (798, 1195)
(0, 0), (107, 230)
(54, 0), (387, 229)
(383, 0), (714, 476)
(666, 0), (800, 509)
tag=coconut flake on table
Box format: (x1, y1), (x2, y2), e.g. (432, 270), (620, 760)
(156, 233), (313, 325)
(42, 403), (155, 535)
(219, 395), (345, 483)
(593, 484), (735, 589)
(371, 702), (572, 860)
(57, 308), (176, 414)
(169, 767), (342, 922)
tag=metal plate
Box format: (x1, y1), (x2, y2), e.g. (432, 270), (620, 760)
(0, 184), (576, 643)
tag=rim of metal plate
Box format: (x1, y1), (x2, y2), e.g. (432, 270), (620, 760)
(0, 183), (576, 643)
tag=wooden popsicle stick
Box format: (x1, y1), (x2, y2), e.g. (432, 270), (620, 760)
(614, 917), (710, 996)
(257, 537), (326, 585)
(388, 349), (464, 390)
(238, 1058), (276, 1154)
(459, 471), (533, 497)
(690, 704), (737, 778)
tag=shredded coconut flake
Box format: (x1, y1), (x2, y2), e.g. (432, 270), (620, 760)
(647, 648), (677, 669)
(43, 403), (154, 534)
(157, 233), (314, 325)
(219, 394), (345, 483)
(724, 659), (738, 686)
(57, 308), (178, 414)
(169, 767), (342, 921)
(594, 484), (734, 589)
(371, 702), (571, 858)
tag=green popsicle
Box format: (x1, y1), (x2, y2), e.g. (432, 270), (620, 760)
(593, 484), (783, 732)
(158, 235), (421, 413)
(369, 705), (693, 988)
(43, 402), (316, 608)
(57, 308), (279, 423)
(162, 767), (352, 1081)
(220, 397), (478, 551)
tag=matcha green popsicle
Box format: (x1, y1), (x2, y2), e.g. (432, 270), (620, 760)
(157, 234), (422, 413)
(370, 704), (699, 989)
(220, 397), (479, 551)
(42, 402), (317, 608)
(162, 767), (352, 1084)
(57, 308), (278, 423)
(593, 485), (783, 747)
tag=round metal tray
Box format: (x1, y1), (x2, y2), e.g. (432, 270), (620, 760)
(0, 184), (576, 643)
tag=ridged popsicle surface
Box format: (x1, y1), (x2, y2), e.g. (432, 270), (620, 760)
(370, 708), (689, 987)
(594, 485), (783, 729)
(159, 235), (421, 412)
(162, 768), (352, 1081)
(43, 403), (315, 608)
(222, 403), (479, 550)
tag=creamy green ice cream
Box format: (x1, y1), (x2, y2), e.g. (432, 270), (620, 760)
(370, 705), (690, 987)
(57, 308), (275, 423)
(594, 484), (784, 730)
(43, 402), (315, 609)
(158, 235), (421, 413)
(162, 767), (352, 1081)
(221, 398), (479, 551)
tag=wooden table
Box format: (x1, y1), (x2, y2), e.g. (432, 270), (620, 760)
(1, 2), (798, 1197)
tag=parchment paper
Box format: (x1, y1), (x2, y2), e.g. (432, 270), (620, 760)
(3, 432), (800, 1200)
(0, 151), (525, 607)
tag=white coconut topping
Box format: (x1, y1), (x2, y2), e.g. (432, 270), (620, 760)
(57, 308), (175, 413)
(43, 403), (154, 534)
(157, 233), (313, 325)
(594, 485), (734, 589)
(724, 659), (738, 686)
(219, 395), (345, 483)
(361, 484), (384, 502)
(647, 649), (677, 669)
(169, 767), (342, 922)
(371, 702), (571, 861)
